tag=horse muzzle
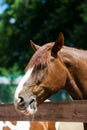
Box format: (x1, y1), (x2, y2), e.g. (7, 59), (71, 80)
(14, 95), (37, 116)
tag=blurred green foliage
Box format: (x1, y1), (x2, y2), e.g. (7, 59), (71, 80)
(0, 0), (87, 74)
(0, 0), (87, 102)
(0, 83), (16, 103)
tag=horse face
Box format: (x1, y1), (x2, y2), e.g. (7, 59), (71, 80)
(14, 33), (67, 115)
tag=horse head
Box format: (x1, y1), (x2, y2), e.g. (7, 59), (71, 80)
(14, 33), (68, 115)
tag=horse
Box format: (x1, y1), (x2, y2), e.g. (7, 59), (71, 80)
(14, 32), (87, 130)
(0, 121), (57, 130)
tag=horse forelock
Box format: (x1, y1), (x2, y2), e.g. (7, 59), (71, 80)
(25, 43), (53, 72)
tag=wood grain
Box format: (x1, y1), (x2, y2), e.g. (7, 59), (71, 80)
(0, 100), (87, 122)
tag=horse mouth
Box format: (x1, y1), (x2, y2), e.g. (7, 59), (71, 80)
(23, 99), (37, 116)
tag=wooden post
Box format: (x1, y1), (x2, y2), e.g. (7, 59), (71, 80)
(84, 123), (87, 130)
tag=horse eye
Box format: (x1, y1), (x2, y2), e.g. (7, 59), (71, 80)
(36, 80), (41, 85)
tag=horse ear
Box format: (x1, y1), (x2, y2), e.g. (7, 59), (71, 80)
(51, 32), (64, 57)
(30, 40), (40, 51)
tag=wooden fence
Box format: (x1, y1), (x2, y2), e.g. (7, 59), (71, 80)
(0, 100), (87, 122)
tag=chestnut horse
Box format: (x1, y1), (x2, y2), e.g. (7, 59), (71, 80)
(14, 32), (87, 130)
(0, 121), (56, 130)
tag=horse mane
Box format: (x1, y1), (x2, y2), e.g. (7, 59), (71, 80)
(61, 46), (87, 61)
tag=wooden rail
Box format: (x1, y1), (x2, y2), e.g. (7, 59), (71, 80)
(0, 100), (87, 122)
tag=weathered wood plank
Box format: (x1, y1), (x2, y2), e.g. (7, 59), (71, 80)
(0, 100), (87, 122)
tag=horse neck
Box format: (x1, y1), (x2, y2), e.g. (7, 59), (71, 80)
(59, 46), (87, 100)
(64, 70), (83, 100)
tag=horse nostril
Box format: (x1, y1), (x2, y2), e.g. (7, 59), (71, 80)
(18, 97), (24, 103)
(17, 97), (26, 110)
(29, 99), (35, 105)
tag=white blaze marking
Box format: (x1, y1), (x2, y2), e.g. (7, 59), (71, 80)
(14, 67), (33, 99)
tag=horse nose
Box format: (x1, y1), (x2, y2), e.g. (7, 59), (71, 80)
(16, 97), (26, 110)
